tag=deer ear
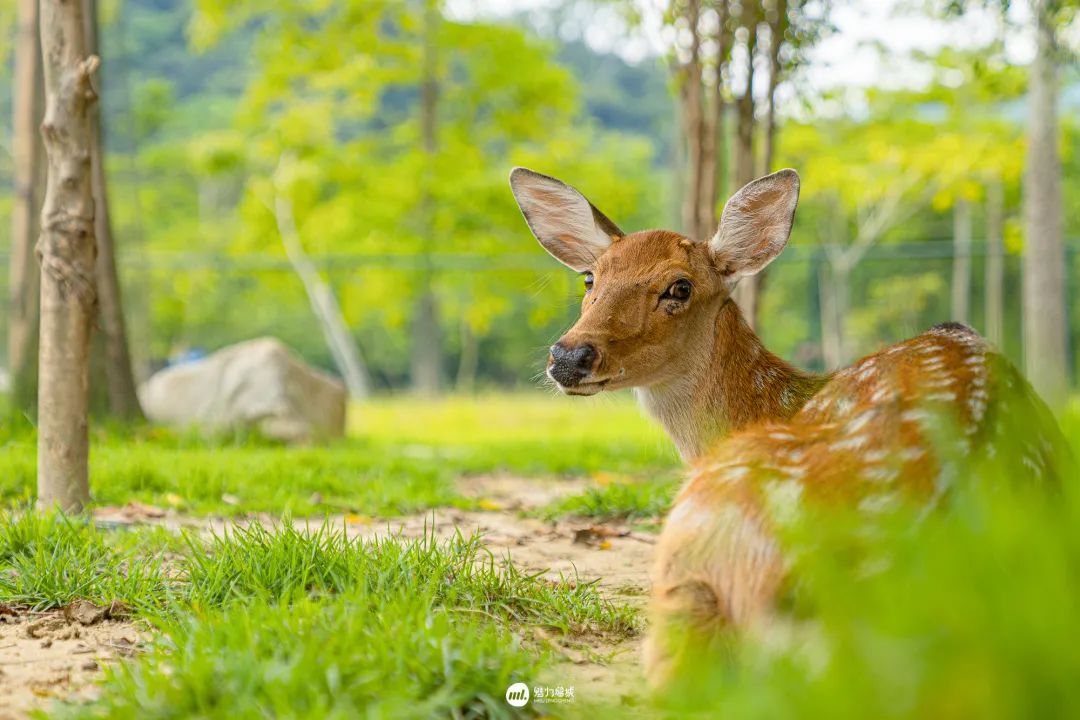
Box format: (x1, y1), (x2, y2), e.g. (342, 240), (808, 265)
(709, 169), (800, 281)
(509, 167), (623, 272)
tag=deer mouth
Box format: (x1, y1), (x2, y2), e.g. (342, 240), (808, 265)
(557, 378), (610, 396)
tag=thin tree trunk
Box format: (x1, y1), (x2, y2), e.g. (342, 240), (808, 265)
(951, 197), (972, 325)
(455, 317), (479, 392)
(734, 0), (758, 187)
(732, 0), (761, 328)
(1022, 0), (1068, 402)
(818, 259), (840, 369)
(273, 182), (371, 399)
(749, 0), (786, 329)
(413, 0), (443, 394)
(37, 0), (100, 513)
(679, 0), (705, 238)
(8, 0), (44, 419)
(84, 0), (143, 421)
(833, 259), (850, 364)
(985, 179), (1004, 346)
(761, 0), (786, 175)
(698, 0), (729, 238)
(411, 291), (442, 394)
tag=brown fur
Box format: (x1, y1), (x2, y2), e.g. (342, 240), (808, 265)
(508, 167), (1070, 691)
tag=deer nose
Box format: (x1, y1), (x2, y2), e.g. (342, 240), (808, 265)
(549, 342), (598, 386)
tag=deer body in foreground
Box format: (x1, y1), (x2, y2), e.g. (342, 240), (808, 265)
(508, 167), (1071, 688)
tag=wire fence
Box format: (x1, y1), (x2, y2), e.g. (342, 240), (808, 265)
(2, 239), (1079, 391)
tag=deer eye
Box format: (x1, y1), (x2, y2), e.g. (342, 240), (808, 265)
(583, 272), (594, 292)
(663, 279), (692, 302)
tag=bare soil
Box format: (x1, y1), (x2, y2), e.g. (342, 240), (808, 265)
(0, 606), (145, 720)
(5, 474), (657, 717)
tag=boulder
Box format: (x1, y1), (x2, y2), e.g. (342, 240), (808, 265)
(140, 337), (346, 442)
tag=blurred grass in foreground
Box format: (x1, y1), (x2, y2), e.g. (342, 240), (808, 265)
(656, 400), (1080, 719)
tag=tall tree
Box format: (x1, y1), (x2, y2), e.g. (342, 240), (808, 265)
(671, 0), (731, 242)
(37, 0), (100, 512)
(943, 0), (1076, 398)
(8, 0), (43, 419)
(84, 0), (144, 421)
(273, 156), (372, 399)
(1022, 0), (1070, 402)
(731, 0), (762, 327)
(412, 0), (443, 395)
(762, 0), (787, 174)
(951, 197), (972, 324)
(984, 178), (1005, 346)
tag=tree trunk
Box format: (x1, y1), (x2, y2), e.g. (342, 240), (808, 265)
(84, 0), (144, 421)
(273, 185), (372, 399)
(679, 0), (705, 239)
(984, 179), (1004, 347)
(818, 258), (841, 370)
(732, 0), (761, 328)
(951, 197), (972, 325)
(413, 0), (443, 394)
(762, 0), (786, 175)
(8, 0), (44, 419)
(37, 0), (100, 513)
(697, 0), (729, 238)
(455, 317), (479, 393)
(411, 291), (442, 394)
(1022, 0), (1068, 403)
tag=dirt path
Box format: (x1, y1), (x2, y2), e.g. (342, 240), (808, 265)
(5, 474), (658, 717)
(0, 606), (145, 720)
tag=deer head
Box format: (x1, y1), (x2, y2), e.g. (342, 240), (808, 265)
(509, 167), (800, 397)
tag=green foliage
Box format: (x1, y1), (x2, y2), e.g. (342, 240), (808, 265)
(543, 475), (679, 522)
(849, 272), (947, 349)
(653, 404), (1080, 719)
(659, 481), (1080, 718)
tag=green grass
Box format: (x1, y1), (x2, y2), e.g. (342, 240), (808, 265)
(652, 402), (1080, 719)
(655, 481), (1080, 719)
(3, 393), (1079, 718)
(0, 393), (678, 517)
(76, 590), (539, 719)
(0, 513), (634, 635)
(0, 513), (636, 718)
(541, 475), (680, 523)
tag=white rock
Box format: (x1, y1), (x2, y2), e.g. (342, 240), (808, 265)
(139, 337), (346, 442)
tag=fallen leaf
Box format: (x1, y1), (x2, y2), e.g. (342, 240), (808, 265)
(572, 525), (629, 545)
(598, 540), (613, 550)
(221, 493), (241, 506)
(477, 499), (502, 511)
(344, 514), (372, 525)
(591, 471), (619, 487)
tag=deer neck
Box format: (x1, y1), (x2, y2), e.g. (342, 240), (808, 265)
(635, 298), (827, 461)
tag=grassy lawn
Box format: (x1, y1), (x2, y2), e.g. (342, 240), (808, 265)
(1, 513), (636, 719)
(0, 394), (1078, 717)
(1, 392), (680, 517)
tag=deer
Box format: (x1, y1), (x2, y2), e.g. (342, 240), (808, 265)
(508, 166), (1073, 689)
